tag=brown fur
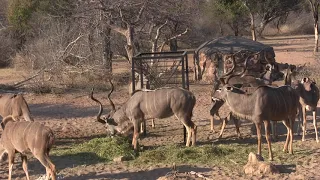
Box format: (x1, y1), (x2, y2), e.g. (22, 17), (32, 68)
(0, 93), (34, 122)
(214, 84), (299, 161)
(295, 77), (320, 142)
(91, 86), (197, 151)
(0, 116), (56, 180)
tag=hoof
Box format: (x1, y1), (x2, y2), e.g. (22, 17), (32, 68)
(283, 149), (288, 153)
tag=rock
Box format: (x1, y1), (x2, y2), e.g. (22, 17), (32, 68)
(243, 152), (279, 175)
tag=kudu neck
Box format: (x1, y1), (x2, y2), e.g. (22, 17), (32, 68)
(225, 91), (256, 117)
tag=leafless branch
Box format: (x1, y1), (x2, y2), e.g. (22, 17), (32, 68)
(133, 2), (147, 24)
(159, 28), (189, 52)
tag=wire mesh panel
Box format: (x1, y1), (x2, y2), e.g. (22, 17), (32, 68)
(131, 51), (190, 92)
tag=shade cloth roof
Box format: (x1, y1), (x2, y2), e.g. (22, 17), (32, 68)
(196, 36), (275, 57)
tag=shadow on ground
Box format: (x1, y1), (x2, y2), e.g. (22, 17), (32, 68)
(62, 165), (213, 180)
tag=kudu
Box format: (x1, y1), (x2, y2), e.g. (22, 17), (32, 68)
(211, 64), (294, 140)
(0, 93), (34, 122)
(213, 77), (299, 161)
(210, 54), (283, 139)
(0, 116), (56, 180)
(90, 81), (197, 150)
(295, 77), (319, 143)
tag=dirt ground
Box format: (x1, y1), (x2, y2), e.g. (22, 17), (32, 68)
(1, 35), (320, 180)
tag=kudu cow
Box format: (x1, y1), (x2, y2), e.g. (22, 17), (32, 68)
(90, 81), (197, 150)
(213, 77), (299, 161)
(0, 93), (34, 122)
(295, 77), (319, 143)
(0, 116), (56, 180)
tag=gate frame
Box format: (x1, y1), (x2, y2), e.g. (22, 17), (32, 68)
(131, 51), (191, 143)
(131, 51), (190, 92)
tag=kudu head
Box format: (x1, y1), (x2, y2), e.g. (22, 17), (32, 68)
(90, 80), (132, 136)
(301, 77), (317, 91)
(259, 63), (284, 85)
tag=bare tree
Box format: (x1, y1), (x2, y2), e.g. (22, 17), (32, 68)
(308, 0), (320, 52)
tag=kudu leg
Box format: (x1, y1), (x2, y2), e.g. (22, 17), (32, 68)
(218, 117), (228, 139)
(289, 117), (294, 154)
(297, 106), (303, 136)
(313, 110), (319, 143)
(282, 119), (292, 154)
(264, 121), (273, 161)
(21, 154), (30, 180)
(151, 119), (155, 128)
(35, 153), (56, 180)
(140, 120), (147, 136)
(210, 116), (216, 133)
(302, 107), (307, 142)
(255, 122), (262, 156)
(132, 120), (140, 150)
(8, 152), (15, 180)
(233, 116), (241, 138)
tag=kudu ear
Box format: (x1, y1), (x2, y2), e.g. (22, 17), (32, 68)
(302, 77), (308, 83)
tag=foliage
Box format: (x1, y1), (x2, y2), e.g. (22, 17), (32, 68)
(244, 0), (302, 36)
(7, 0), (40, 31)
(205, 0), (249, 36)
(52, 136), (136, 163)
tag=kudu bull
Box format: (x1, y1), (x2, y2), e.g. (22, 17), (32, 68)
(0, 93), (34, 122)
(210, 53), (284, 139)
(0, 116), (56, 180)
(213, 76), (299, 161)
(90, 81), (197, 150)
(295, 77), (319, 143)
(211, 64), (294, 139)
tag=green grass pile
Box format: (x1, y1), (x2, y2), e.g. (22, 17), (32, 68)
(52, 136), (135, 163)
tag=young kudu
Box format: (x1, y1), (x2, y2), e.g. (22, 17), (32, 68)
(90, 81), (197, 150)
(295, 77), (320, 143)
(213, 77), (299, 161)
(0, 116), (56, 180)
(0, 93), (34, 122)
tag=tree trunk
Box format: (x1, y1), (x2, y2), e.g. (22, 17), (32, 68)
(310, 0), (320, 53)
(169, 39), (178, 51)
(125, 25), (135, 63)
(314, 22), (319, 52)
(249, 12), (256, 41)
(102, 26), (113, 71)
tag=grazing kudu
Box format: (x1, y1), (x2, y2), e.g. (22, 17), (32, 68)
(213, 77), (299, 161)
(90, 81), (197, 150)
(0, 93), (34, 122)
(295, 77), (320, 143)
(0, 116), (56, 180)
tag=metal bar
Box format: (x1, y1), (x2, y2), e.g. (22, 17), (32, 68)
(136, 51), (186, 56)
(181, 57), (185, 89)
(185, 53), (190, 90)
(133, 55), (186, 60)
(140, 61), (144, 89)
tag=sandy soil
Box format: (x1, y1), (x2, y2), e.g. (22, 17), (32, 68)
(1, 35), (320, 180)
